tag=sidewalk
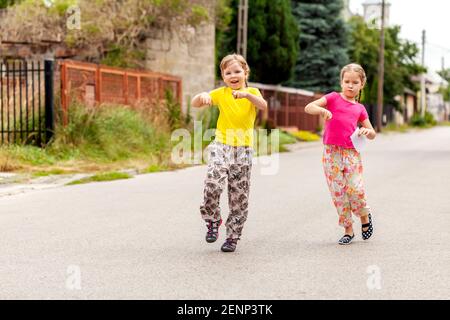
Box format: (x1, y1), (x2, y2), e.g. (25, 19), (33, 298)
(0, 172), (91, 197)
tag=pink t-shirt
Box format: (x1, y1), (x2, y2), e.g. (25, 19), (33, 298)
(323, 91), (369, 149)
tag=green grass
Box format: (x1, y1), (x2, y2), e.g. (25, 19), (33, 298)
(383, 123), (411, 133)
(142, 164), (171, 173)
(291, 130), (321, 141)
(32, 169), (68, 177)
(278, 131), (297, 145)
(278, 144), (290, 153)
(67, 172), (132, 185)
(254, 129), (320, 155)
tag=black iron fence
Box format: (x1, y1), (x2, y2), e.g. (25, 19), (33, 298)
(0, 59), (54, 146)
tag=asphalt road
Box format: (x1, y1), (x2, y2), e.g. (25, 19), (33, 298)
(0, 126), (449, 299)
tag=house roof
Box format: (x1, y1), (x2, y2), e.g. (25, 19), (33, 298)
(404, 87), (416, 96)
(411, 71), (448, 87)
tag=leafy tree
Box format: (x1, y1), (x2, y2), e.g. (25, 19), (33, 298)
(0, 0), (20, 9)
(347, 15), (425, 108)
(437, 68), (450, 101)
(217, 0), (299, 84)
(286, 0), (349, 93)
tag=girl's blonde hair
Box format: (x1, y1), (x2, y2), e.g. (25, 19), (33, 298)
(340, 63), (367, 102)
(340, 63), (367, 87)
(220, 53), (250, 80)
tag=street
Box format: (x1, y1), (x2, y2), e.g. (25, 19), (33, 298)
(0, 127), (449, 299)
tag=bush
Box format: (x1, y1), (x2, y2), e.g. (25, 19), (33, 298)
(410, 111), (436, 127)
(49, 101), (171, 162)
(424, 111), (437, 126)
(165, 89), (185, 131)
(410, 113), (426, 127)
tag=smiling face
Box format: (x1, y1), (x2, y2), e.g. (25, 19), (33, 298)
(341, 70), (364, 100)
(222, 61), (247, 90)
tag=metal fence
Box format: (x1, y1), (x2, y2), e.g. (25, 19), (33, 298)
(60, 60), (182, 124)
(0, 59), (54, 145)
(365, 103), (395, 126)
(249, 82), (322, 132)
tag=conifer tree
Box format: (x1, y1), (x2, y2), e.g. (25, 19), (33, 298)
(287, 0), (349, 93)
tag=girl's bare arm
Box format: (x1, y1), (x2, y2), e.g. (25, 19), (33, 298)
(359, 119), (376, 140)
(305, 97), (332, 120)
(191, 92), (212, 108)
(232, 91), (267, 111)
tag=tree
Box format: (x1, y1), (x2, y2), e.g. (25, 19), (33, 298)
(0, 0), (20, 9)
(215, 0), (234, 78)
(437, 69), (450, 102)
(347, 15), (425, 108)
(217, 0), (299, 84)
(286, 0), (349, 93)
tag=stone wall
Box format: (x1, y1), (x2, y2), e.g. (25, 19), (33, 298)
(145, 22), (216, 115)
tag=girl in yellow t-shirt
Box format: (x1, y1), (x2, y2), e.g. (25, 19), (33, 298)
(191, 54), (267, 252)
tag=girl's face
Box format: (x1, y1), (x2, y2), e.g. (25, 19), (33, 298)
(341, 71), (364, 99)
(222, 61), (247, 90)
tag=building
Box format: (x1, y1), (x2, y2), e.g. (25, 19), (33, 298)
(411, 72), (448, 122)
(424, 72), (448, 122)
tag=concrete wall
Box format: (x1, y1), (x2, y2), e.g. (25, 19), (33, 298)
(144, 22), (216, 115)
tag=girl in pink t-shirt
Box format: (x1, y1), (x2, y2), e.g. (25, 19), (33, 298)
(305, 63), (376, 245)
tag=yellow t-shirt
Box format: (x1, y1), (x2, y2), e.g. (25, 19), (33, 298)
(209, 86), (262, 147)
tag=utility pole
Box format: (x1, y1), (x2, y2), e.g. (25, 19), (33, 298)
(376, 0), (385, 132)
(443, 56), (447, 121)
(420, 29), (426, 117)
(237, 0), (248, 59)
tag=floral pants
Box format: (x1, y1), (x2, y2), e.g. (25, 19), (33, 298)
(200, 141), (253, 240)
(322, 144), (370, 228)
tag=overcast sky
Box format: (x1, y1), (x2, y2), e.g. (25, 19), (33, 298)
(349, 0), (450, 73)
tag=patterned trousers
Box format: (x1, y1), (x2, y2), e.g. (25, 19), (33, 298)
(322, 144), (370, 228)
(200, 140), (253, 239)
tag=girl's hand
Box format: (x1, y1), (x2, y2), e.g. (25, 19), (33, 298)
(199, 92), (212, 106)
(358, 127), (373, 137)
(232, 90), (248, 99)
(320, 108), (332, 120)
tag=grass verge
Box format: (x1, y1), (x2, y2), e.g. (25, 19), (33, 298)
(67, 172), (132, 185)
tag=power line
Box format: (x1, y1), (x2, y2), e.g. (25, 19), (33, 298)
(399, 38), (450, 54)
(426, 41), (450, 53)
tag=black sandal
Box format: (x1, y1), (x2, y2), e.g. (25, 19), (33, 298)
(362, 213), (373, 240)
(338, 234), (354, 245)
